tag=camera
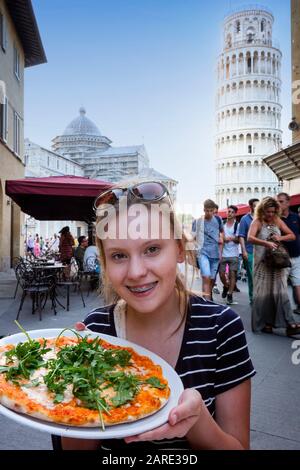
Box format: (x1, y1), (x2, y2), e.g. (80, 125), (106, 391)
(288, 117), (299, 131)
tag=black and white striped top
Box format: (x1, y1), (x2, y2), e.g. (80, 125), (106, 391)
(83, 294), (256, 450)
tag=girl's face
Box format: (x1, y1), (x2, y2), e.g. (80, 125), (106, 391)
(264, 206), (277, 223)
(101, 210), (184, 315)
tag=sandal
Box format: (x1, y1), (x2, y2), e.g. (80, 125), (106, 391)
(286, 323), (300, 336)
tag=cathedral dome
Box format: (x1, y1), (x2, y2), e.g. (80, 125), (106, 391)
(63, 107), (101, 136)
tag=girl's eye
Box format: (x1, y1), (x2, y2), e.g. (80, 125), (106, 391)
(145, 246), (160, 255)
(111, 253), (127, 261)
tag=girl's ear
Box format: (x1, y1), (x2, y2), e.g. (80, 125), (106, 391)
(177, 241), (185, 263)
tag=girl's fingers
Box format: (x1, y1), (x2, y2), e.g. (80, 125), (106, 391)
(75, 322), (86, 331)
(169, 389), (202, 425)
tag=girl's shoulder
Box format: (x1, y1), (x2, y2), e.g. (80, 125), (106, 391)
(188, 294), (241, 328)
(83, 304), (115, 331)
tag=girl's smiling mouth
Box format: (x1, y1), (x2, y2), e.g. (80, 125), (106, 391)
(126, 281), (158, 295)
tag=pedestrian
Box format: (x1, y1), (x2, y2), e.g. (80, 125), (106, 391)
(248, 197), (300, 335)
(59, 226), (75, 265)
(219, 205), (240, 305)
(33, 235), (40, 257)
(74, 236), (88, 271)
(60, 180), (255, 450)
(26, 234), (34, 254)
(39, 236), (45, 253)
(238, 198), (259, 304)
(194, 199), (224, 300)
(277, 192), (300, 315)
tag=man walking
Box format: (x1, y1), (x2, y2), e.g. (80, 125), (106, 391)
(194, 199), (224, 300)
(238, 198), (259, 304)
(219, 205), (239, 305)
(277, 192), (300, 314)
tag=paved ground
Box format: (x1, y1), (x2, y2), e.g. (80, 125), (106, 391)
(0, 270), (300, 450)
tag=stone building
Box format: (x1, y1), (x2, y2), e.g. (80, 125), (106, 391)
(52, 107), (149, 182)
(263, 0), (300, 195)
(0, 0), (46, 271)
(215, 6), (282, 207)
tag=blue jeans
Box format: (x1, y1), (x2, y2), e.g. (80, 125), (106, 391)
(198, 254), (219, 279)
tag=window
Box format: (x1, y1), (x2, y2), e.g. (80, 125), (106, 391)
(14, 45), (21, 80)
(13, 112), (21, 155)
(236, 20), (241, 33)
(0, 11), (7, 51)
(247, 57), (251, 72)
(0, 95), (8, 142)
(248, 145), (252, 154)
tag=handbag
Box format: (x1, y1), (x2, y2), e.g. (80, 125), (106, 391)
(264, 243), (291, 269)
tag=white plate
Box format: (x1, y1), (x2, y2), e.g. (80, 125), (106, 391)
(0, 328), (183, 439)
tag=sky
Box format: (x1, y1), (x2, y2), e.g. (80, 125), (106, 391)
(25, 0), (292, 216)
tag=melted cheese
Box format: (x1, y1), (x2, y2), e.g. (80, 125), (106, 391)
(0, 351), (6, 366)
(21, 366), (74, 409)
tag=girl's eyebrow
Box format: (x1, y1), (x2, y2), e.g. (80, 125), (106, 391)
(105, 240), (161, 251)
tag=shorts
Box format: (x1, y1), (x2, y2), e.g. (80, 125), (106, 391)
(287, 256), (300, 286)
(219, 257), (239, 273)
(198, 254), (219, 279)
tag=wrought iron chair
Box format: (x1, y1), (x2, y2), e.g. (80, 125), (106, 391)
(56, 258), (86, 311)
(16, 263), (57, 321)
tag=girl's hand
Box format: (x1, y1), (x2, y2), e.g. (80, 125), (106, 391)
(124, 389), (203, 443)
(267, 241), (278, 250)
(270, 234), (281, 242)
(75, 322), (86, 331)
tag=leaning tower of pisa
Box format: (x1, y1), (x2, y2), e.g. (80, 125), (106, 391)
(215, 5), (282, 208)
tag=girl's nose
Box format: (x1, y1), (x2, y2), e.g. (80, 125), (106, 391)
(127, 257), (147, 280)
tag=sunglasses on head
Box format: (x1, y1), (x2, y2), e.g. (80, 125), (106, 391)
(94, 181), (171, 211)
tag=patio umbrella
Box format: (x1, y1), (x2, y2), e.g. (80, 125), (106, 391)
(5, 175), (112, 222)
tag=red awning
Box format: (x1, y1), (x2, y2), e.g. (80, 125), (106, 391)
(5, 175), (112, 222)
(290, 193), (300, 207)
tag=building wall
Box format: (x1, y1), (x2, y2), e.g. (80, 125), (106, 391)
(0, 0), (25, 271)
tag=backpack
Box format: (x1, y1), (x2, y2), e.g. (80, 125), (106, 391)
(233, 220), (239, 235)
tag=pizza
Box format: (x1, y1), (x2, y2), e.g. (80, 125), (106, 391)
(0, 332), (170, 428)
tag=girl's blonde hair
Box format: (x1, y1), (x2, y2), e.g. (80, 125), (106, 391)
(255, 196), (280, 222)
(95, 179), (197, 326)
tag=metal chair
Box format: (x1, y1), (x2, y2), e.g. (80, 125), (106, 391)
(56, 258), (86, 311)
(16, 264), (57, 321)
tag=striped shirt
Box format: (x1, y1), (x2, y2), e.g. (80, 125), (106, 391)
(83, 294), (255, 450)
